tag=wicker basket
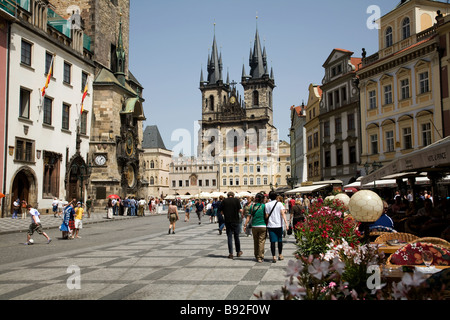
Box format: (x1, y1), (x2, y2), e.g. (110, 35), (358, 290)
(374, 232), (419, 244)
(409, 237), (450, 249)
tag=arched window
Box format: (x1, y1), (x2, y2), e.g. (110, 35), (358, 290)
(150, 177), (155, 185)
(385, 26), (393, 47)
(253, 90), (259, 106)
(150, 160), (155, 169)
(209, 95), (214, 111)
(402, 17), (410, 40)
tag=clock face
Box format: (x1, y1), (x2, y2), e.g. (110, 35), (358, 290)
(230, 96), (236, 104)
(95, 155), (106, 166)
(126, 132), (134, 157)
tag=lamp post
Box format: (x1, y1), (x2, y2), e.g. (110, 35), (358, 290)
(71, 161), (92, 203)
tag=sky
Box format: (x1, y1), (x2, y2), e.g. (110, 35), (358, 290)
(128, 0), (404, 156)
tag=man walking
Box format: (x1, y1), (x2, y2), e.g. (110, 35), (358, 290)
(219, 192), (243, 259)
(25, 204), (52, 245)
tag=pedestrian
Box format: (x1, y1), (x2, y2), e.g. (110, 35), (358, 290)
(122, 197), (129, 216)
(184, 200), (191, 222)
(12, 198), (20, 219)
(57, 199), (64, 218)
(107, 198), (113, 219)
(25, 204), (52, 245)
(265, 191), (288, 263)
(195, 199), (204, 224)
(206, 200), (213, 223)
(219, 192), (243, 259)
(138, 198), (146, 216)
(130, 197), (136, 216)
(60, 202), (74, 239)
(244, 193), (266, 263)
(86, 196), (92, 218)
(167, 201), (179, 234)
(21, 199), (27, 219)
(52, 197), (59, 218)
(73, 202), (84, 239)
(243, 198), (253, 236)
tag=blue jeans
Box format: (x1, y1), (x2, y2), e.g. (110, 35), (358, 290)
(225, 222), (241, 255)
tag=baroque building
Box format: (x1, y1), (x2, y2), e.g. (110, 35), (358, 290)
(357, 0), (449, 176)
(319, 49), (361, 185)
(196, 24), (288, 194)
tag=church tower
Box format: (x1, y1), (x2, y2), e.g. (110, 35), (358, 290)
(241, 24), (276, 127)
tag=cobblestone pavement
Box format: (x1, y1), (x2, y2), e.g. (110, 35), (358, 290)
(0, 211), (297, 301)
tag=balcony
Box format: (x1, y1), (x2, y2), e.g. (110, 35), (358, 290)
(0, 0), (29, 16)
(362, 25), (437, 68)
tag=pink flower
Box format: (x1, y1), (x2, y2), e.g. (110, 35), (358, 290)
(308, 259), (330, 280)
(329, 281), (337, 288)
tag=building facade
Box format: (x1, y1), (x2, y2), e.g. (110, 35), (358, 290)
(436, 11), (450, 138)
(196, 25), (288, 194)
(357, 0), (448, 175)
(2, 0), (95, 216)
(169, 156), (220, 196)
(289, 103), (307, 187)
(304, 84), (323, 183)
(320, 49), (361, 185)
(142, 125), (172, 199)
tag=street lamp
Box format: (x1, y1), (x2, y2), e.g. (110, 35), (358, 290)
(71, 161), (92, 202)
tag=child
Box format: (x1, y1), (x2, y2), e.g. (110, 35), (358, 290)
(73, 202), (84, 239)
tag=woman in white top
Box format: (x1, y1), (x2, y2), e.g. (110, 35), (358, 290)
(265, 191), (288, 263)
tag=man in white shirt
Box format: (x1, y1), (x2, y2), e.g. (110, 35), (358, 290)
(26, 205), (52, 245)
(265, 191), (288, 263)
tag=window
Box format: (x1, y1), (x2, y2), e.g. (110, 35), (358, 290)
(250, 177), (254, 185)
(150, 177), (155, 185)
(222, 166), (226, 174)
(348, 114), (355, 131)
(370, 134), (378, 154)
(172, 181), (176, 188)
(402, 17), (410, 40)
(386, 26), (393, 47)
(386, 130), (394, 152)
(222, 178), (227, 186)
(243, 177), (248, 185)
(422, 123), (432, 146)
(369, 90), (377, 109)
(19, 88), (31, 119)
(403, 127), (412, 149)
(256, 165), (261, 173)
(62, 103), (70, 130)
(229, 178), (233, 186)
(335, 117), (342, 134)
(335, 90), (340, 105)
(419, 72), (429, 94)
(15, 138), (34, 163)
(80, 111), (88, 135)
(81, 72), (88, 91)
(43, 97), (52, 125)
(349, 146), (357, 164)
(235, 178), (239, 186)
(256, 177), (261, 185)
(325, 151), (331, 167)
(324, 121), (330, 136)
(401, 79), (410, 100)
(328, 92), (333, 108)
(313, 132), (319, 147)
(63, 62), (71, 84)
(384, 85), (392, 105)
(307, 135), (313, 151)
(178, 180), (183, 187)
(21, 40), (32, 66)
(336, 149), (343, 166)
(341, 87), (347, 102)
(253, 90), (259, 106)
(45, 52), (54, 75)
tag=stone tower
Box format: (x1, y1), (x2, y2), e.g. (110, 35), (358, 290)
(51, 0), (147, 209)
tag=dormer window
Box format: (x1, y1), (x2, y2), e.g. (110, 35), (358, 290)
(385, 26), (393, 47)
(402, 17), (410, 40)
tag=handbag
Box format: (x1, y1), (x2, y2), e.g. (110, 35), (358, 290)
(287, 223), (293, 235)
